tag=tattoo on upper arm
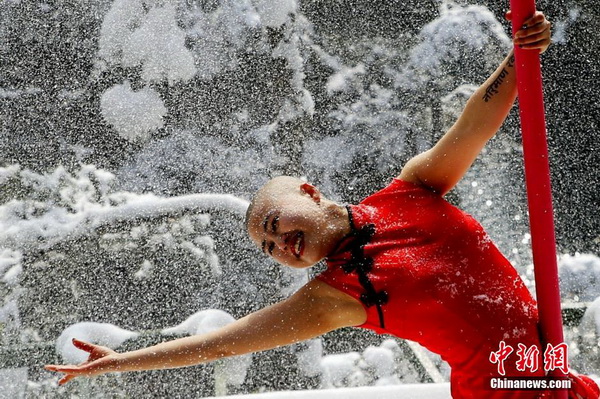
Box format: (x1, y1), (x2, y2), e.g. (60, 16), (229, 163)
(482, 55), (515, 102)
(507, 54), (515, 68)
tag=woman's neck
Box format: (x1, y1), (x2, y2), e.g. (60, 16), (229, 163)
(322, 201), (353, 257)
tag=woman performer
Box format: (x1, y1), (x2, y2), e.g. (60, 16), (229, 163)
(46, 11), (599, 399)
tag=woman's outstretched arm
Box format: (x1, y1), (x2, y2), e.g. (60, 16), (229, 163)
(399, 11), (551, 196)
(45, 279), (366, 385)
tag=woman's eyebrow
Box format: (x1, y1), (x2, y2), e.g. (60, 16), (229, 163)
(261, 210), (275, 254)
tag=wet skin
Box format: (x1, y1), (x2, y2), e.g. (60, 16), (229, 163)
(246, 181), (351, 268)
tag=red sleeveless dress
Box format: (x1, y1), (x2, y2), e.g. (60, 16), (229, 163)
(316, 179), (599, 399)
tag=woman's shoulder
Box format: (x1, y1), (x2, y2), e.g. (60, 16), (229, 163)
(360, 177), (439, 204)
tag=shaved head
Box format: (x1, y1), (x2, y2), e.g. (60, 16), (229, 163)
(245, 176), (350, 268)
(245, 176), (305, 227)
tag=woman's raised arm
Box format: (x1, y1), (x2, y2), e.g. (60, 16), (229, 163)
(399, 11), (551, 196)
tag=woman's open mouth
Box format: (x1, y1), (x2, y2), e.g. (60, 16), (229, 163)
(289, 232), (304, 259)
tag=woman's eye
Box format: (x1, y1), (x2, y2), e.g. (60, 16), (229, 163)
(268, 242), (275, 255)
(271, 216), (279, 233)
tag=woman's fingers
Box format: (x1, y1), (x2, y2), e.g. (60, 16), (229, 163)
(58, 374), (77, 385)
(515, 19), (550, 40)
(71, 338), (116, 361)
(515, 25), (551, 53)
(45, 364), (87, 374)
(515, 29), (550, 45)
(72, 338), (97, 353)
(508, 11), (550, 53)
(518, 39), (551, 51)
(521, 11), (547, 28)
(45, 362), (99, 385)
(45, 341), (119, 386)
(505, 10), (548, 31)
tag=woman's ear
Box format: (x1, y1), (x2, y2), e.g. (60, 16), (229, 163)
(300, 183), (321, 204)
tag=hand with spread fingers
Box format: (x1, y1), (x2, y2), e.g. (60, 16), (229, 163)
(45, 338), (121, 385)
(506, 10), (552, 53)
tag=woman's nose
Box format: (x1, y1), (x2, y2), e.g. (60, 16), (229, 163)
(273, 236), (286, 250)
(269, 233), (287, 251)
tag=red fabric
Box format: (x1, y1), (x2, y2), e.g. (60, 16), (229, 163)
(568, 372), (600, 399)
(316, 179), (599, 399)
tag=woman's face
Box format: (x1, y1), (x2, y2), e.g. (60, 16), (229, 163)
(246, 183), (344, 268)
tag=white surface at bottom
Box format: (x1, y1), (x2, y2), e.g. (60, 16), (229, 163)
(205, 383), (451, 399)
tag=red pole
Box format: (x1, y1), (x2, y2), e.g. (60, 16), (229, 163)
(508, 1), (568, 397)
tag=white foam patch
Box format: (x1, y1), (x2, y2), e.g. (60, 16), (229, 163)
(0, 368), (27, 399)
(100, 81), (166, 142)
(204, 383), (451, 399)
(98, 0), (144, 63)
(162, 309), (235, 336)
(254, 0), (297, 28)
(363, 346), (396, 378)
(396, 3), (510, 90)
(99, 0), (196, 84)
(122, 4), (196, 84)
(559, 253), (600, 301)
(162, 309), (252, 387)
(56, 322), (139, 364)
